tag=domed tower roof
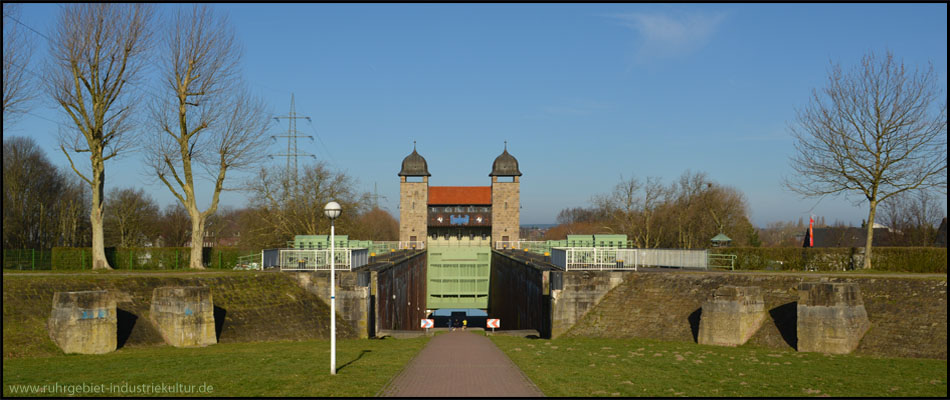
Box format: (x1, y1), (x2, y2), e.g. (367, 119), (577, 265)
(490, 142), (522, 177)
(398, 143), (431, 177)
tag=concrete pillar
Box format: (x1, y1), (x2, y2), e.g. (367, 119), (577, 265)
(797, 282), (870, 354)
(698, 286), (766, 346)
(48, 290), (117, 354)
(150, 287), (216, 347)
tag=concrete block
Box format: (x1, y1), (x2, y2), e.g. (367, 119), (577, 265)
(797, 282), (870, 354)
(48, 290), (117, 354)
(698, 286), (766, 346)
(150, 287), (216, 347)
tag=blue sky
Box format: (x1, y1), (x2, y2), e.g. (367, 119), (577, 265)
(6, 3), (947, 226)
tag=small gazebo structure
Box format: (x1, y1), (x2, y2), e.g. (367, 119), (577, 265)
(711, 233), (732, 248)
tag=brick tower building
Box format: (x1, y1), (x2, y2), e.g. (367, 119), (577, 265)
(397, 144), (522, 247)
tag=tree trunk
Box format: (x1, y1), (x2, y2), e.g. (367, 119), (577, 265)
(90, 162), (111, 270)
(862, 200), (877, 269)
(189, 210), (206, 269)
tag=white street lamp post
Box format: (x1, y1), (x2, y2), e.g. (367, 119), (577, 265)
(324, 201), (342, 375)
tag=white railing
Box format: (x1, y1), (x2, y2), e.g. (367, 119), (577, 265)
(636, 249), (708, 269)
(550, 248), (708, 271)
(550, 247), (636, 271)
(278, 248), (369, 271)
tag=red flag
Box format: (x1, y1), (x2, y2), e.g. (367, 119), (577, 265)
(808, 217), (814, 247)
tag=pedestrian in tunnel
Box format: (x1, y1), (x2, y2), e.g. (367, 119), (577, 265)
(462, 319), (467, 330)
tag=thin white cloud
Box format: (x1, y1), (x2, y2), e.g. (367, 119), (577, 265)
(609, 11), (727, 62)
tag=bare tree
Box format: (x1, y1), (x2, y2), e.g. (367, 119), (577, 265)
(880, 190), (945, 246)
(2, 136), (91, 249)
(786, 51), (947, 268)
(244, 162), (371, 247)
(104, 187), (160, 247)
(157, 203), (192, 247)
(44, 4), (154, 269)
(146, 5), (271, 268)
(2, 3), (35, 123)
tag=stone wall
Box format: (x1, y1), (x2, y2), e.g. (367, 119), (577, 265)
(399, 178), (428, 243)
(293, 271), (370, 338)
(491, 178), (519, 243)
(551, 271), (627, 339)
(4, 272), (354, 359)
(564, 272), (947, 359)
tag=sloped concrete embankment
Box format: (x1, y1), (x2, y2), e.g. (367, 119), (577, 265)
(3, 272), (355, 359)
(562, 272), (946, 359)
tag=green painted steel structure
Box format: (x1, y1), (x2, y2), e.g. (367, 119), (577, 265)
(426, 245), (491, 309)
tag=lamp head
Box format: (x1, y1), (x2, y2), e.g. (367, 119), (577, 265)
(324, 201), (342, 219)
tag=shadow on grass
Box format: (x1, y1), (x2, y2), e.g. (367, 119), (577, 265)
(688, 307), (702, 343)
(214, 306), (227, 342)
(337, 349), (372, 373)
(116, 308), (137, 349)
(770, 302), (797, 350)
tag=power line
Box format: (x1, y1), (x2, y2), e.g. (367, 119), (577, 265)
(305, 116), (337, 166)
(3, 12), (51, 42)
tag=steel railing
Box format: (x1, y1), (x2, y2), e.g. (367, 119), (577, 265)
(277, 248), (369, 271)
(707, 253), (736, 270)
(550, 248), (709, 271)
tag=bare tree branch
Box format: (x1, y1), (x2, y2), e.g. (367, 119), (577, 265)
(146, 5), (269, 269)
(44, 3), (154, 270)
(785, 51), (947, 269)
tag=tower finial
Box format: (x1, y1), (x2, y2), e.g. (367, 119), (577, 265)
(504, 140), (507, 151)
(413, 140), (416, 151)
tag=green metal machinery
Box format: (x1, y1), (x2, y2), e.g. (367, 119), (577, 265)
(426, 246), (491, 309)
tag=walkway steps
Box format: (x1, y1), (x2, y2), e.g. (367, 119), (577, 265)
(378, 331), (544, 397)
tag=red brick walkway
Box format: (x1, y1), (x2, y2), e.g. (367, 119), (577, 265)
(378, 331), (545, 397)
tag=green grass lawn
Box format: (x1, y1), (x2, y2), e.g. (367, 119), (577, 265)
(2, 337), (427, 397)
(490, 336), (947, 397)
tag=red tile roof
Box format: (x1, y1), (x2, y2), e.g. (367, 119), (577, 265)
(428, 186), (492, 205)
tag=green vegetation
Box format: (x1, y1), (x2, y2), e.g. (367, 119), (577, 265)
(717, 247), (947, 273)
(491, 336), (947, 397)
(2, 337), (426, 397)
(3, 247), (260, 271)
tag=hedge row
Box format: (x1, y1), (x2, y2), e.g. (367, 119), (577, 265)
(37, 247), (260, 270)
(715, 247), (947, 273)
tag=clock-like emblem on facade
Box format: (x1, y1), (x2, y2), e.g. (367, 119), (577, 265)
(475, 216), (483, 223)
(437, 216), (444, 223)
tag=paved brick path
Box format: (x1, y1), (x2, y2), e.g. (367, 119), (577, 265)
(378, 330), (545, 397)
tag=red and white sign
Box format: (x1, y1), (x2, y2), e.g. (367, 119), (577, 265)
(420, 319), (434, 329)
(487, 319), (500, 329)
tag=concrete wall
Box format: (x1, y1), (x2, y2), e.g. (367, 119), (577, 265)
(292, 272), (370, 339)
(48, 290), (117, 354)
(564, 272), (946, 359)
(796, 282), (870, 354)
(697, 286), (767, 347)
(149, 286), (216, 347)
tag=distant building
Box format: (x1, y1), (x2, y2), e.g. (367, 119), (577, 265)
(802, 226), (896, 248)
(936, 218), (948, 247)
(398, 144), (521, 246)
